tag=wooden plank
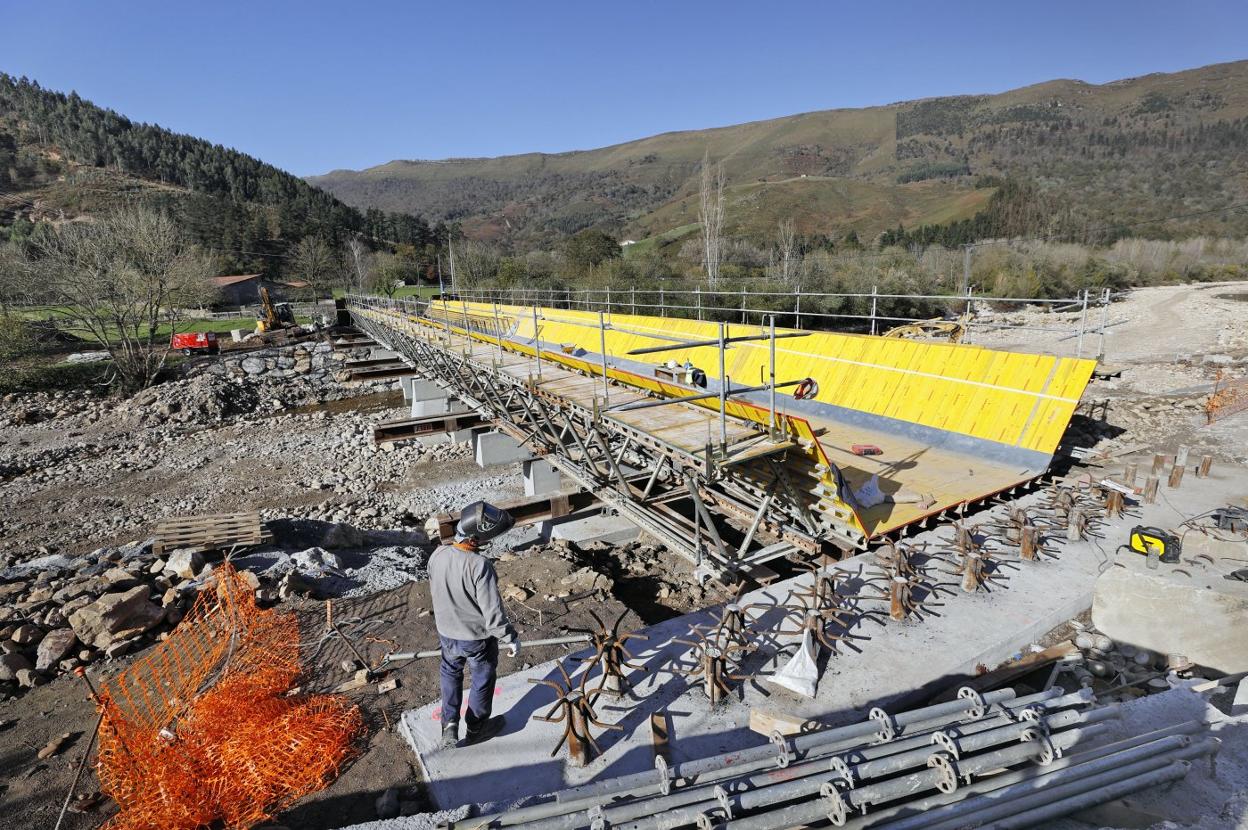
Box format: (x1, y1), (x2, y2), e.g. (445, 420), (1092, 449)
(749, 709), (811, 737)
(650, 712), (671, 763)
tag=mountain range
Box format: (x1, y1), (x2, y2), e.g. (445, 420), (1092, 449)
(308, 60), (1248, 250)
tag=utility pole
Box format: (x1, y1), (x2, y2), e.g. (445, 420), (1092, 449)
(961, 244), (974, 296)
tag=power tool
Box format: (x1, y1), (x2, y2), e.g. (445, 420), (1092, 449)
(1126, 526), (1181, 563)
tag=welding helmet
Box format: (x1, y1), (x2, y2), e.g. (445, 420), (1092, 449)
(455, 501), (515, 544)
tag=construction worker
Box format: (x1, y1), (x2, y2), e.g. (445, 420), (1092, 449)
(430, 500), (518, 749)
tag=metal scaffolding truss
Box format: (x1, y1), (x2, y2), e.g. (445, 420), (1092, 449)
(347, 300), (834, 582)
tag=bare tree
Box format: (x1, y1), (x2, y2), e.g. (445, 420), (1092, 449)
(368, 252), (405, 298)
(698, 151), (726, 288)
(29, 208), (214, 391)
(346, 236), (373, 290)
(289, 236), (343, 298)
(777, 218), (797, 286)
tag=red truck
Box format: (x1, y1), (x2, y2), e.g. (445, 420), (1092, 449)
(170, 331), (220, 356)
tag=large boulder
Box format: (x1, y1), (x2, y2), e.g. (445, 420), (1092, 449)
(0, 652), (33, 682)
(165, 549), (205, 580)
(291, 547), (343, 573)
(36, 628), (79, 672)
(69, 586), (165, 649)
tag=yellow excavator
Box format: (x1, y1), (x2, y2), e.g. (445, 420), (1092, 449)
(255, 287), (296, 333)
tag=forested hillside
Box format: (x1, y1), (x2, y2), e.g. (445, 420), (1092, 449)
(0, 73), (440, 277)
(310, 60), (1248, 250)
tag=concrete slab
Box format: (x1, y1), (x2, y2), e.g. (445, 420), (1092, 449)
(369, 348), (400, 360)
(1092, 539), (1248, 673)
(399, 457), (1248, 813)
(474, 431), (532, 468)
(522, 459), (562, 497)
(546, 512), (641, 547)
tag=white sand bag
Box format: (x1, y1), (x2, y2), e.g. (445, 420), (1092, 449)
(770, 628), (820, 698)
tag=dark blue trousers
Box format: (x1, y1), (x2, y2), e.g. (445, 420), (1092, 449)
(439, 635), (498, 729)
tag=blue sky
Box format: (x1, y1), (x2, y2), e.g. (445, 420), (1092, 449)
(3, 1), (1245, 176)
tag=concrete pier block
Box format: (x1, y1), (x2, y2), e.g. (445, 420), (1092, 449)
(474, 431), (531, 468)
(522, 459), (562, 497)
(1092, 544), (1248, 674)
(408, 380), (469, 417)
(547, 512), (641, 547)
(369, 348), (399, 360)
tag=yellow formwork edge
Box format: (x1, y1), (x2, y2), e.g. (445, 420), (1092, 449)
(435, 301), (1095, 456)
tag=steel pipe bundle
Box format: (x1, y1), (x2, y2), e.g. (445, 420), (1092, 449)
(455, 685), (1201, 830)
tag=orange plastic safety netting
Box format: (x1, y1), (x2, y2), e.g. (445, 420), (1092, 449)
(94, 563), (363, 830)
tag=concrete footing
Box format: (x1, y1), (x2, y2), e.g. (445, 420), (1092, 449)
(406, 379), (469, 418)
(474, 431), (532, 468)
(522, 459), (562, 497)
(1092, 535), (1248, 673)
(546, 511), (640, 547)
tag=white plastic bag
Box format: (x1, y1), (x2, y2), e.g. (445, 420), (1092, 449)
(852, 474), (887, 509)
(770, 629), (820, 698)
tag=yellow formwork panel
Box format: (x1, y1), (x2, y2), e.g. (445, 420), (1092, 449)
(436, 301), (1095, 456)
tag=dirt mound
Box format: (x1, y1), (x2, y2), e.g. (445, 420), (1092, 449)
(127, 373), (262, 426)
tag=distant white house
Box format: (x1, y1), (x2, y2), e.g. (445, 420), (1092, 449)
(620, 240), (637, 247)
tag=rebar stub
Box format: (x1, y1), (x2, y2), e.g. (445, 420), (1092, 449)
(820, 781), (850, 827)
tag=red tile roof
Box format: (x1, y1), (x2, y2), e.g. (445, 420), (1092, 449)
(208, 274), (262, 287)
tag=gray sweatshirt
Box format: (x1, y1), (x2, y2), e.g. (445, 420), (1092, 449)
(429, 543), (516, 642)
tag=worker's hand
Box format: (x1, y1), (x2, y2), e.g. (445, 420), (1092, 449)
(506, 640), (520, 658)
(501, 629), (520, 658)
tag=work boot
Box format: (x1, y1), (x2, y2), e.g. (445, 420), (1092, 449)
(463, 715), (505, 746)
(441, 721), (459, 749)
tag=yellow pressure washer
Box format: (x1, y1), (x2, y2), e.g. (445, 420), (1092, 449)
(1126, 526), (1181, 563)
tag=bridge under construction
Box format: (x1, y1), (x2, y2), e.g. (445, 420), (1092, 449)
(345, 295), (1096, 582)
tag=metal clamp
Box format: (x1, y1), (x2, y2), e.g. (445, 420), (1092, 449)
(655, 754), (673, 796)
(771, 730), (794, 768)
(957, 687), (987, 719)
(1021, 727), (1059, 765)
(829, 756), (856, 787)
(1017, 706), (1043, 723)
(926, 752), (959, 794)
(713, 785), (733, 820)
(695, 814), (720, 830)
(869, 707), (897, 742)
(820, 781), (850, 827)
(588, 806), (608, 830)
(931, 730), (960, 760)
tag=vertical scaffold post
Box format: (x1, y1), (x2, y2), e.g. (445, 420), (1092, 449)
(660, 286), (665, 317)
(697, 286), (703, 321)
(1097, 288), (1110, 360)
(492, 303), (505, 362)
(795, 286), (802, 330)
(769, 314), (777, 437)
(631, 286), (636, 316)
(741, 287), (746, 324)
(718, 322), (728, 455)
(870, 285), (878, 336)
(532, 305), (542, 380)
(1076, 289), (1090, 358)
(598, 310), (610, 407)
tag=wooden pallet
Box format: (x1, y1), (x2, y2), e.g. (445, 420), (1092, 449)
(153, 511), (271, 556)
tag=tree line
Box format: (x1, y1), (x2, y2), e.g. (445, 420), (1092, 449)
(0, 73), (448, 277)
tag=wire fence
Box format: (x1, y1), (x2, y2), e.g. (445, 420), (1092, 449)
(420, 285), (1115, 359)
